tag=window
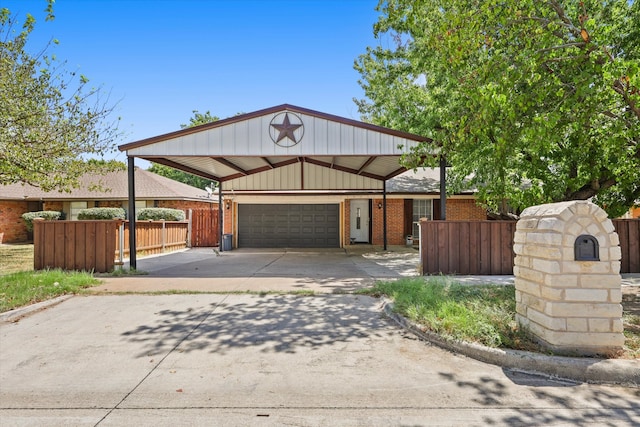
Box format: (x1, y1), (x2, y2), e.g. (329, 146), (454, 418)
(69, 202), (88, 220)
(412, 199), (433, 237)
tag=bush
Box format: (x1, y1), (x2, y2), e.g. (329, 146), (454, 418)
(77, 207), (126, 220)
(137, 207), (186, 221)
(22, 211), (65, 232)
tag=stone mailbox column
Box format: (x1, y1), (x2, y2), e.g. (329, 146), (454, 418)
(513, 200), (624, 356)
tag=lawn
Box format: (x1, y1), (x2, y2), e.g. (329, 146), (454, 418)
(362, 277), (640, 359)
(0, 244), (100, 312)
(0, 244), (35, 276)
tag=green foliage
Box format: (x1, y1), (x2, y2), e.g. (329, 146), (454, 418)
(180, 110), (219, 129)
(370, 278), (523, 349)
(0, 5), (121, 192)
(137, 207), (186, 221)
(147, 164), (212, 190)
(77, 207), (126, 220)
(21, 211), (64, 232)
(0, 269), (99, 312)
(355, 0), (640, 217)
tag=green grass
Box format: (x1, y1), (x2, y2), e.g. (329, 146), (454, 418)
(363, 277), (640, 357)
(0, 244), (34, 276)
(362, 277), (526, 349)
(0, 269), (100, 312)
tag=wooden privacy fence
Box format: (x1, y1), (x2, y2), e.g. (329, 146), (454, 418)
(190, 208), (219, 247)
(612, 219), (640, 274)
(115, 220), (189, 260)
(420, 220), (516, 275)
(34, 219), (119, 273)
(34, 219), (190, 273)
(420, 219), (640, 275)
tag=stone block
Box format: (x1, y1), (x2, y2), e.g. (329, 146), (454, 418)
(540, 286), (565, 300)
(524, 245), (562, 260)
(562, 261), (612, 274)
(612, 318), (623, 333)
(538, 217), (565, 233)
(565, 288), (609, 302)
(609, 289), (622, 304)
(609, 246), (622, 262)
(609, 232), (620, 246)
(528, 308), (567, 331)
(533, 258), (561, 274)
(544, 331), (625, 349)
(521, 293), (546, 312)
(545, 302), (622, 318)
(515, 276), (542, 296)
(543, 274), (578, 288)
(513, 243), (524, 255)
(589, 318), (614, 333)
(566, 318), (589, 332)
(602, 220), (615, 234)
(586, 223), (601, 235)
(528, 232), (563, 246)
(592, 207), (608, 222)
(566, 222), (583, 236)
(576, 202), (591, 216)
(516, 267), (545, 285)
(580, 274), (621, 289)
(514, 255), (531, 268)
(518, 218), (539, 230)
(577, 217), (592, 227)
(513, 231), (527, 243)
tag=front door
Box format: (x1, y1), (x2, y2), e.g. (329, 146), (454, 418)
(350, 200), (370, 243)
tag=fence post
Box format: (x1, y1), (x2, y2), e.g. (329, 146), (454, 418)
(187, 209), (192, 248)
(161, 220), (166, 252)
(118, 221), (125, 268)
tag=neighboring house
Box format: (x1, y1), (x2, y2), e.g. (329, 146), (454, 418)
(0, 168), (216, 243)
(119, 105), (488, 249)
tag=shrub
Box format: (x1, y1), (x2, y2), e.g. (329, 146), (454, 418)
(77, 207), (126, 220)
(137, 207), (186, 221)
(22, 211), (65, 232)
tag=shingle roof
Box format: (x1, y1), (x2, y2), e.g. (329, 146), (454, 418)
(0, 169), (215, 202)
(387, 168), (476, 194)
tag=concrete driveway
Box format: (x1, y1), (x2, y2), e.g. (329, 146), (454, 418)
(2, 293), (639, 426)
(93, 247), (422, 294)
(1, 248), (639, 426)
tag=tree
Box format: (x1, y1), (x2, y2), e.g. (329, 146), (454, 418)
(148, 110), (219, 189)
(355, 0), (639, 217)
(0, 3), (122, 192)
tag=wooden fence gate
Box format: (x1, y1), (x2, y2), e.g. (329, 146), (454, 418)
(190, 208), (219, 247)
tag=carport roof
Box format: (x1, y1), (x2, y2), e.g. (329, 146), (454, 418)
(119, 104), (432, 189)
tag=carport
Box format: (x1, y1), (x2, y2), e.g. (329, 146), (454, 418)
(119, 104), (444, 268)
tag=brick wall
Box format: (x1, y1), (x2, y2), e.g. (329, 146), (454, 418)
(158, 200), (216, 211)
(96, 201), (125, 208)
(0, 201), (29, 243)
(372, 198), (405, 245)
(447, 199), (487, 220)
(43, 201), (64, 212)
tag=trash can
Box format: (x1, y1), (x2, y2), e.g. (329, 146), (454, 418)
(406, 235), (414, 246)
(222, 234), (233, 251)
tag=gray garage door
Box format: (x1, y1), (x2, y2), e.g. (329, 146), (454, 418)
(238, 204), (340, 248)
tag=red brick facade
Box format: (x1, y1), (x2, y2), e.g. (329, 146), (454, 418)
(446, 199), (487, 221)
(346, 198), (487, 246)
(0, 201), (30, 243)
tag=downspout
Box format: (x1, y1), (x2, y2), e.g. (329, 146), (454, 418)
(383, 180), (388, 251)
(440, 155), (446, 220)
(127, 156), (137, 270)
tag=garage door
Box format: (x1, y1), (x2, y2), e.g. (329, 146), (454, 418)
(238, 204), (339, 248)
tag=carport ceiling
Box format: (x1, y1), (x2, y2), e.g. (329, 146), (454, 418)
(119, 104), (432, 190)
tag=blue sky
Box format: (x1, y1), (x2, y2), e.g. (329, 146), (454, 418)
(4, 0), (383, 163)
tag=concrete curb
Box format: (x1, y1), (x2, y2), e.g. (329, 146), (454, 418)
(0, 295), (74, 323)
(381, 299), (640, 388)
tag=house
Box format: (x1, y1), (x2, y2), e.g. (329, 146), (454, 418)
(0, 168), (216, 243)
(119, 104), (488, 250)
